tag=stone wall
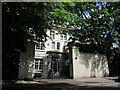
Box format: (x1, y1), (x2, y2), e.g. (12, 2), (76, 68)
(71, 46), (109, 79)
(18, 41), (35, 80)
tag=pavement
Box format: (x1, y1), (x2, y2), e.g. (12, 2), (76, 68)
(1, 77), (120, 90)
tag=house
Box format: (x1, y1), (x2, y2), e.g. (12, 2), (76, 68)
(18, 28), (109, 80)
(34, 29), (70, 79)
(18, 28), (70, 79)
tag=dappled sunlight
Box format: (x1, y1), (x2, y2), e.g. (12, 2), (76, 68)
(72, 47), (109, 78)
(2, 79), (120, 90)
(19, 41), (35, 80)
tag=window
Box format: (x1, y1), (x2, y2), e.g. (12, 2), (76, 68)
(57, 42), (60, 50)
(35, 61), (39, 69)
(36, 42), (45, 50)
(50, 31), (55, 39)
(61, 34), (67, 40)
(40, 43), (45, 50)
(52, 42), (55, 49)
(61, 34), (63, 40)
(64, 34), (67, 40)
(36, 43), (40, 49)
(35, 59), (43, 71)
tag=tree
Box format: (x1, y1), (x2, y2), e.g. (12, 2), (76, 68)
(47, 2), (119, 53)
(47, 2), (120, 77)
(2, 2), (49, 79)
(2, 2), (120, 79)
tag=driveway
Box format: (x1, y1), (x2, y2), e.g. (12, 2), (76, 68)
(2, 77), (120, 90)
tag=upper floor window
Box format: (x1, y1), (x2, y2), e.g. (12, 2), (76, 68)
(64, 34), (67, 40)
(52, 42), (55, 49)
(57, 42), (60, 50)
(61, 34), (67, 40)
(61, 34), (64, 40)
(50, 31), (55, 39)
(36, 42), (45, 50)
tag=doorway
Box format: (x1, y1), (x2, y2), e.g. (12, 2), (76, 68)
(50, 56), (61, 78)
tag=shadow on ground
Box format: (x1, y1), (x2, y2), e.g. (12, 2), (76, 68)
(2, 81), (120, 90)
(115, 79), (120, 82)
(105, 77), (120, 82)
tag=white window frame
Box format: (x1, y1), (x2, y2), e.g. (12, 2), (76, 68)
(35, 42), (45, 50)
(64, 34), (67, 40)
(34, 59), (43, 71)
(61, 34), (67, 40)
(61, 34), (64, 40)
(57, 42), (60, 50)
(52, 42), (55, 50)
(50, 31), (55, 39)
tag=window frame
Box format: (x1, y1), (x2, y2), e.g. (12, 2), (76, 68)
(34, 59), (43, 71)
(52, 42), (55, 50)
(61, 34), (64, 40)
(35, 42), (45, 50)
(64, 34), (67, 40)
(57, 42), (60, 50)
(50, 31), (55, 39)
(60, 34), (67, 40)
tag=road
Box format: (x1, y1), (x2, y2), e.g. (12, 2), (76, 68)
(2, 78), (120, 90)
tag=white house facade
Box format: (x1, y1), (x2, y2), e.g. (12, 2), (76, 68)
(18, 29), (109, 80)
(34, 29), (70, 79)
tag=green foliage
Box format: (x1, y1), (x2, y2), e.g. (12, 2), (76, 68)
(3, 2), (49, 42)
(70, 2), (119, 55)
(2, 2), (120, 79)
(3, 2), (120, 54)
(48, 2), (120, 56)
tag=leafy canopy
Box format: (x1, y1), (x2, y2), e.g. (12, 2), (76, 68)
(3, 2), (120, 54)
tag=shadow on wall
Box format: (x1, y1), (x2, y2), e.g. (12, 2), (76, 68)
(108, 53), (120, 77)
(18, 41), (35, 80)
(74, 48), (109, 78)
(19, 54), (35, 80)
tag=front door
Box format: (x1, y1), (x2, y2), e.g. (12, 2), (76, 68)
(50, 56), (60, 78)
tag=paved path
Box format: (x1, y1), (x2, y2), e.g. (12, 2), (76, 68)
(2, 77), (120, 90)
